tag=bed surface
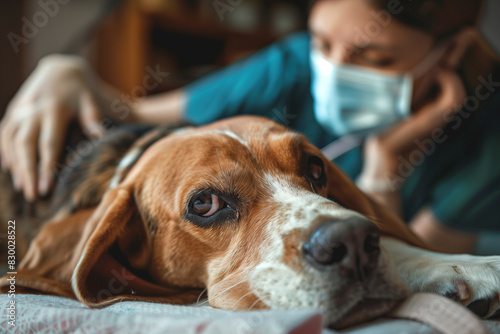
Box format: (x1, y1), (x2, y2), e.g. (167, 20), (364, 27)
(1, 294), (499, 334)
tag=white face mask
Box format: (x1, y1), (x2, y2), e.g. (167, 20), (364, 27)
(310, 49), (412, 137)
(310, 46), (444, 137)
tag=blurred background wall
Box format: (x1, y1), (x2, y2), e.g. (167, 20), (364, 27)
(0, 0), (309, 117)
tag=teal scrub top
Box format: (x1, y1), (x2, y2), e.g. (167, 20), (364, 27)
(184, 32), (500, 232)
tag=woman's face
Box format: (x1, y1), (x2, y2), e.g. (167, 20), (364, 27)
(309, 0), (439, 108)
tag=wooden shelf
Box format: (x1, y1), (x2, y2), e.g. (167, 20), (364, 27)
(93, 0), (307, 94)
(146, 8), (278, 44)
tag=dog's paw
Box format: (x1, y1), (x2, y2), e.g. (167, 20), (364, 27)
(406, 255), (500, 318)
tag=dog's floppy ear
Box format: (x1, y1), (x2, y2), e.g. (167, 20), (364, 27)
(0, 185), (201, 305)
(324, 161), (430, 249)
(71, 186), (201, 307)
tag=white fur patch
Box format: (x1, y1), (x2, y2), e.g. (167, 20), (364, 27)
(212, 130), (249, 147)
(108, 148), (141, 189)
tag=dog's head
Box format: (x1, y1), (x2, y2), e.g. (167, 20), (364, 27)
(15, 116), (427, 328)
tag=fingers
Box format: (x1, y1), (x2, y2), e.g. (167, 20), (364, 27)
(13, 117), (40, 201)
(1, 101), (64, 200)
(434, 69), (467, 112)
(0, 113), (14, 171)
(1, 93), (102, 200)
(38, 103), (67, 197)
(78, 92), (104, 140)
(35, 93), (102, 197)
(379, 69), (467, 154)
(407, 69), (466, 134)
(1, 56), (97, 200)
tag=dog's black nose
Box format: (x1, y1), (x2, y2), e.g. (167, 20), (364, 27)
(302, 217), (380, 281)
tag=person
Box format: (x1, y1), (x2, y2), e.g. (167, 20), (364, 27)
(1, 0), (499, 254)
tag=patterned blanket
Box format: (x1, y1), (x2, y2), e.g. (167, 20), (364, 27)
(1, 294), (499, 334)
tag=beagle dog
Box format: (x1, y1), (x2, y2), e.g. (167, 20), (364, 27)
(1, 116), (499, 329)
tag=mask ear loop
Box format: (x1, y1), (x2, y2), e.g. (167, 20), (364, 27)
(411, 38), (452, 79)
(321, 134), (363, 161)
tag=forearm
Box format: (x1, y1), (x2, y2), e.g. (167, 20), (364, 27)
(87, 68), (186, 125)
(409, 208), (477, 254)
(132, 89), (186, 124)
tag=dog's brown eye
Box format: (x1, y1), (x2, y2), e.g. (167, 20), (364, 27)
(310, 163), (323, 180)
(307, 156), (324, 181)
(187, 191), (237, 227)
(192, 193), (226, 217)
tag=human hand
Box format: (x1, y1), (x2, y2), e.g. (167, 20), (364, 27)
(380, 68), (466, 157)
(358, 68), (467, 191)
(0, 55), (104, 201)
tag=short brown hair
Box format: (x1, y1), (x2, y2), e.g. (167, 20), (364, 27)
(310, 0), (483, 40)
(366, 0), (482, 40)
